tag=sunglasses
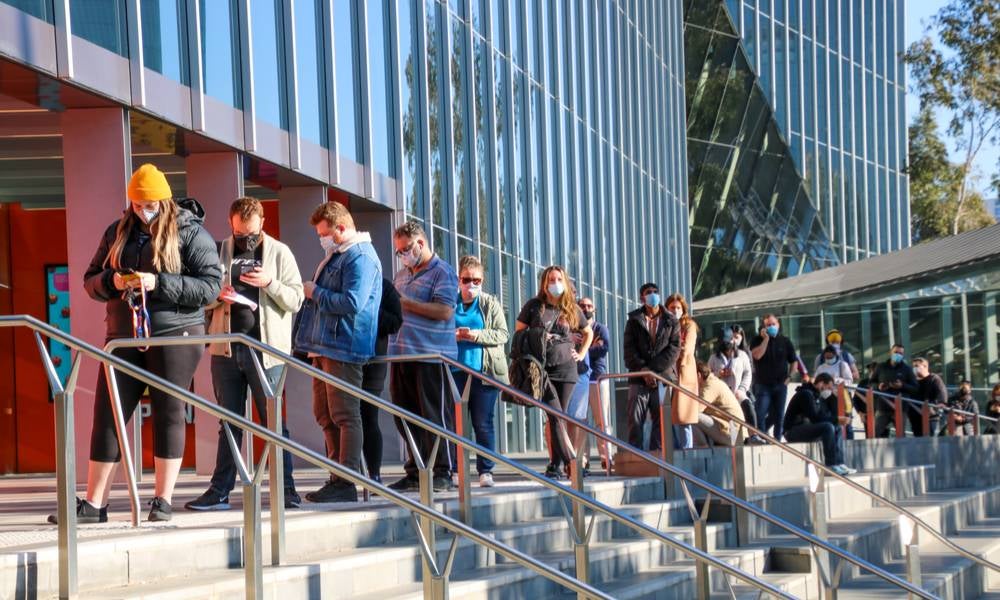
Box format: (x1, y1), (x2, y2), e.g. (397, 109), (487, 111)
(461, 277), (483, 285)
(579, 303), (594, 309)
(394, 241), (416, 257)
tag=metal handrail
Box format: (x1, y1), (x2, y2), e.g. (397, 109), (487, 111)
(849, 384), (996, 423)
(0, 316), (618, 600)
(598, 371), (1000, 577)
(99, 334), (794, 599)
(369, 355), (936, 597)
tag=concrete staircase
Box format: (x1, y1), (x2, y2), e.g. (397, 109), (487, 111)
(3, 437), (1000, 599)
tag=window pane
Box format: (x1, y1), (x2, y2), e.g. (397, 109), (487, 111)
(495, 52), (511, 249)
(475, 40), (493, 244)
(427, 0), (446, 225)
(71, 0), (128, 56)
(367, 0), (394, 172)
(452, 17), (472, 237)
(334, 0), (359, 159)
(490, 0), (505, 53)
(251, 0), (287, 128)
(295, 0), (326, 145)
(199, 0), (241, 107)
(141, 0), (189, 84)
(399, 0), (423, 217)
(2, 0), (53, 22)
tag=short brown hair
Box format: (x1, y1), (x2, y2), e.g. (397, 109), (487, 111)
(229, 197), (264, 221)
(912, 357), (928, 368)
(310, 201), (354, 228)
(394, 220), (427, 240)
(696, 361), (711, 380)
(458, 255), (482, 273)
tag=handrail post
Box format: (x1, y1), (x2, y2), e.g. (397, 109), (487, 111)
(808, 466), (837, 599)
(947, 409), (957, 437)
(900, 516), (922, 599)
(266, 387), (285, 565)
(895, 394), (905, 438)
(244, 395), (254, 474)
(836, 383), (847, 439)
(104, 365), (142, 527)
(447, 366), (473, 525)
(243, 480), (263, 600)
(570, 453), (590, 598)
(865, 388), (876, 438)
(731, 444), (750, 546)
(418, 457), (439, 599)
(974, 412), (981, 435)
(54, 387), (78, 599)
(659, 383), (675, 498)
(921, 402), (930, 438)
(132, 407), (143, 483)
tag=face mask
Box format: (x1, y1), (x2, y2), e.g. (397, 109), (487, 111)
(400, 243), (423, 269)
(672, 308), (684, 320)
(582, 310), (595, 320)
(644, 293), (660, 308)
(891, 352), (904, 364)
(547, 282), (565, 297)
(819, 389), (833, 399)
(825, 358), (837, 366)
(137, 207), (159, 224)
(319, 236), (337, 253)
(766, 325), (779, 337)
(234, 233), (261, 252)
(461, 282), (482, 298)
(831, 343), (841, 351)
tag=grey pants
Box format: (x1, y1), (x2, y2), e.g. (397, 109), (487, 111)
(312, 356), (365, 482)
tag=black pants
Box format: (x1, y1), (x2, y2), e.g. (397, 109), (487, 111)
(785, 422), (844, 467)
(626, 383), (662, 451)
(359, 337), (388, 479)
(545, 379), (577, 467)
(875, 408), (940, 437)
(208, 346), (295, 495)
(90, 325), (204, 462)
(390, 362), (454, 479)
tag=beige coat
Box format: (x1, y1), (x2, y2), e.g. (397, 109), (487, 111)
(673, 319), (702, 424)
(699, 374), (745, 440)
(207, 233), (304, 368)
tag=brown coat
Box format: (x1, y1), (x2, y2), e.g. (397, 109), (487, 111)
(673, 319), (702, 424)
(699, 374), (745, 440)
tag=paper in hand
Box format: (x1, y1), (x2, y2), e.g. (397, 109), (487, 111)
(222, 289), (258, 311)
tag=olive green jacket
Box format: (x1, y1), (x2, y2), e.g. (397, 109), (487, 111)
(465, 292), (510, 385)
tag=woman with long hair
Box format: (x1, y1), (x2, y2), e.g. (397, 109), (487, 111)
(666, 293), (700, 449)
(51, 164), (221, 524)
(515, 265), (593, 479)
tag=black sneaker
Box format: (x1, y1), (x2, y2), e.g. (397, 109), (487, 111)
(544, 464), (564, 480)
(184, 489), (231, 511)
(432, 476), (455, 492)
(47, 497), (108, 524)
(387, 475), (420, 492)
(148, 497), (172, 522)
(305, 480), (358, 503)
(284, 489), (302, 509)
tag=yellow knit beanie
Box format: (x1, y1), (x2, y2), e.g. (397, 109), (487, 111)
(127, 163), (172, 202)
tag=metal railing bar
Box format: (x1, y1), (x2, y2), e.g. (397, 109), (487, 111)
(223, 422), (252, 486)
(850, 385), (997, 423)
(33, 331), (65, 394)
(99, 333), (794, 597)
(0, 316), (613, 600)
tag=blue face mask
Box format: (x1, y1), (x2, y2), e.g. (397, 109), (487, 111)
(644, 292), (660, 308)
(891, 352), (904, 364)
(825, 357), (837, 365)
(766, 325), (779, 337)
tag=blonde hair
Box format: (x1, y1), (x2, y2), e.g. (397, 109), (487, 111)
(310, 201), (354, 228)
(107, 198), (182, 274)
(666, 292), (696, 330)
(537, 265), (579, 330)
(458, 255), (483, 274)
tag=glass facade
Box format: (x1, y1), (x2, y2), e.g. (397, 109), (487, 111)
(728, 0), (909, 262)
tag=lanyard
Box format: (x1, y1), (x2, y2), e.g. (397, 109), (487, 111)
(125, 284), (151, 351)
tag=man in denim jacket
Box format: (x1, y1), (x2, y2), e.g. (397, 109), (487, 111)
(294, 202), (382, 503)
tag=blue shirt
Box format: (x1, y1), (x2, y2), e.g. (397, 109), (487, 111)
(454, 296), (485, 371)
(389, 255), (459, 360)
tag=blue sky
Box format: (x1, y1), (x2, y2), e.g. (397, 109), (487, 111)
(905, 0), (998, 195)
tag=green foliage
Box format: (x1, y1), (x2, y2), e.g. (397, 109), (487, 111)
(905, 0), (1000, 236)
(907, 106), (996, 242)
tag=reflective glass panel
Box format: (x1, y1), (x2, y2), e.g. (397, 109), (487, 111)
(3, 0), (53, 22)
(199, 0), (241, 107)
(335, 0), (359, 159)
(367, 0), (394, 172)
(295, 0), (326, 145)
(452, 17), (472, 237)
(250, 0), (287, 128)
(141, 0), (188, 84)
(399, 0), (423, 217)
(72, 0), (128, 56)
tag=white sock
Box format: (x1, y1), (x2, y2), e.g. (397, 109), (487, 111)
(84, 499), (104, 510)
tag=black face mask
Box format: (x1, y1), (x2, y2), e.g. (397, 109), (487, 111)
(234, 232), (261, 252)
(582, 310), (595, 320)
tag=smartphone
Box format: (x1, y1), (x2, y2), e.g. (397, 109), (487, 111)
(240, 260), (262, 275)
(119, 271), (141, 284)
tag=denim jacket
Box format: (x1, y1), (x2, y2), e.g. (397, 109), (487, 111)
(293, 233), (382, 363)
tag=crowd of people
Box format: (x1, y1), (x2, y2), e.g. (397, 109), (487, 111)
(53, 165), (1000, 525)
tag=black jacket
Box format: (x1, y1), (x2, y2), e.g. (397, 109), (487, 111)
(84, 198), (223, 338)
(783, 382), (837, 431)
(623, 306), (681, 380)
(917, 373), (948, 417)
(947, 390), (979, 424)
(362, 278), (404, 387)
(873, 359), (919, 413)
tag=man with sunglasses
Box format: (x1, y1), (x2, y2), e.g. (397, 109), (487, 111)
(387, 221), (459, 493)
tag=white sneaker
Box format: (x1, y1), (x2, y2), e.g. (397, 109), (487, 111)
(479, 472), (495, 488)
(831, 464), (850, 476)
(839, 464), (858, 475)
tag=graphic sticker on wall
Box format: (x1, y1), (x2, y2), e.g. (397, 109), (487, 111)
(46, 265), (72, 393)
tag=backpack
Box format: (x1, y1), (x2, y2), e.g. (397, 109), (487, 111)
(504, 307), (558, 408)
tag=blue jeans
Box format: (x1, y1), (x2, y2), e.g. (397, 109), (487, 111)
(754, 382), (789, 441)
(567, 370), (591, 421)
(209, 346), (295, 496)
(452, 371), (499, 474)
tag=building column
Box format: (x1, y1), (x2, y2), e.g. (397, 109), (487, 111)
(63, 108), (132, 479)
(277, 186), (328, 461)
(186, 152), (243, 475)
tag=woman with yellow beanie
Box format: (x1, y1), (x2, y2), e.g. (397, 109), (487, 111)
(51, 163), (222, 524)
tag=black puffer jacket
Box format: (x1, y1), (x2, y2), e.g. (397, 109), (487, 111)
(623, 306), (681, 380)
(84, 198), (223, 338)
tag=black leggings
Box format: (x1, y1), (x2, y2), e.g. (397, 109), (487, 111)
(89, 326), (204, 462)
(545, 380), (577, 468)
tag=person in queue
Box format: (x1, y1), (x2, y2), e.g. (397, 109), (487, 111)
(813, 344), (856, 438)
(708, 328), (765, 444)
(783, 373), (857, 476)
(359, 277), (403, 484)
(946, 379), (979, 436)
(873, 344), (919, 437)
(693, 361), (745, 447)
(52, 164), (222, 524)
(812, 329), (860, 380)
(750, 314), (800, 441)
(515, 265), (593, 480)
(666, 293), (700, 449)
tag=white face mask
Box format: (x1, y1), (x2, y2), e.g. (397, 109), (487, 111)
(672, 308), (684, 320)
(319, 235), (337, 253)
(400, 243), (422, 269)
(461, 282), (482, 298)
(547, 282), (565, 297)
(137, 207), (159, 224)
(819, 388), (833, 399)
